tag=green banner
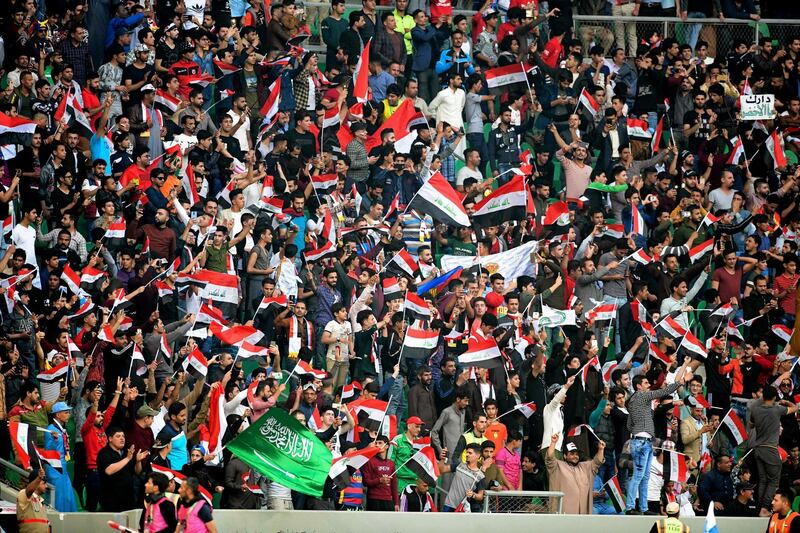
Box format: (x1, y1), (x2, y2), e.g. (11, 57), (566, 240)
(226, 408), (333, 497)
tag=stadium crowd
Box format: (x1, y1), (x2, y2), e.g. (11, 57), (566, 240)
(2, 0), (800, 530)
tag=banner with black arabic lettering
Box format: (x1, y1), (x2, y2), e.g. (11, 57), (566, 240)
(226, 408), (332, 496)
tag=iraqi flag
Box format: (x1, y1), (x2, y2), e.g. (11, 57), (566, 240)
(484, 63), (529, 89)
(719, 408), (748, 446)
(348, 398), (389, 431)
(97, 325), (115, 343)
(110, 287), (133, 312)
(601, 223), (625, 239)
(182, 161), (201, 207)
(34, 445), (62, 470)
(154, 89), (181, 114)
(322, 105), (341, 129)
(66, 299), (95, 321)
(580, 356), (600, 387)
(578, 88), (601, 117)
(651, 115), (664, 153)
(630, 300), (648, 324)
(129, 344), (147, 376)
(303, 240), (336, 262)
(766, 129), (787, 170)
(663, 451), (689, 483)
(293, 360), (328, 380)
(472, 174), (530, 229)
(196, 302), (227, 325)
(382, 277), (402, 301)
(458, 333), (504, 369)
(586, 303), (616, 324)
(512, 401), (537, 418)
(192, 270), (239, 305)
(61, 263), (83, 296)
(404, 292), (431, 321)
(604, 475), (626, 513)
(0, 112), (37, 136)
(329, 446), (380, 488)
(37, 360), (69, 383)
(54, 89), (94, 138)
(689, 238), (714, 263)
(601, 361), (618, 385)
(2, 215), (12, 243)
(402, 327), (439, 359)
(8, 422), (33, 469)
(80, 266), (106, 285)
(353, 38), (372, 102)
(631, 206), (646, 236)
(658, 316), (688, 340)
(628, 248), (653, 265)
(183, 347), (208, 379)
(407, 171), (470, 227)
(649, 343), (672, 366)
(773, 324), (793, 343)
(205, 384), (227, 463)
(236, 341), (269, 359)
(104, 218), (127, 248)
(386, 248), (421, 279)
(407, 445), (440, 485)
(209, 321), (264, 347)
(627, 117), (651, 139)
(311, 173), (338, 195)
(679, 329), (708, 361)
(257, 294), (288, 314)
(701, 212), (721, 227)
(727, 136), (745, 165)
(258, 78), (282, 122)
(66, 335), (83, 365)
(341, 381), (362, 401)
(542, 201), (570, 226)
(159, 333), (173, 362)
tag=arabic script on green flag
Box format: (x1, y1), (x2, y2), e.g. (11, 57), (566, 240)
(226, 407), (333, 496)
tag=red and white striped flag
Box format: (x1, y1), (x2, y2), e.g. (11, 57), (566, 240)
(191, 270), (239, 305)
(34, 445), (62, 470)
(484, 63), (529, 88)
(209, 321), (263, 347)
(406, 445), (441, 485)
(630, 299), (648, 324)
(542, 201), (570, 226)
(294, 360), (328, 380)
(80, 266), (106, 285)
(727, 136), (745, 165)
(258, 78), (282, 123)
(631, 206), (646, 236)
(353, 38), (372, 102)
(61, 264), (83, 295)
(159, 333), (173, 361)
(0, 112), (36, 136)
(322, 105), (340, 128)
(303, 240), (336, 262)
(689, 238), (714, 263)
(9, 422), (32, 469)
(154, 89), (181, 114)
(651, 115), (664, 153)
(701, 212), (721, 227)
(601, 361), (618, 384)
(649, 343), (671, 366)
(329, 446), (380, 487)
(679, 329), (708, 360)
(581, 356), (600, 387)
(586, 303), (616, 323)
(98, 325), (114, 343)
(183, 347), (208, 379)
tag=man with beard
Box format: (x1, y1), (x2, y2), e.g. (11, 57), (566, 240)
(546, 435), (605, 514)
(81, 377), (123, 511)
(408, 365), (436, 428)
(127, 207), (177, 262)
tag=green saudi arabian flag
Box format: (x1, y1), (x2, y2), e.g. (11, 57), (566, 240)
(226, 407), (333, 496)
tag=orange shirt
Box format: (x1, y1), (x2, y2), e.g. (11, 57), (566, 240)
(486, 420), (508, 451)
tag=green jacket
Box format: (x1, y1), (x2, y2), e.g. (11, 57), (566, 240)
(390, 433), (417, 491)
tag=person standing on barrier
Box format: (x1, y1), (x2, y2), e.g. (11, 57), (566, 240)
(649, 501), (690, 533)
(626, 364), (689, 515)
(545, 434), (605, 514)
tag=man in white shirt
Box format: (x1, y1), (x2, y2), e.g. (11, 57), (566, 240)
(226, 96), (252, 153)
(11, 205), (41, 288)
(428, 73), (466, 130)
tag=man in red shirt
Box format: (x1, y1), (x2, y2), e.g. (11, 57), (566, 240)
(541, 32), (565, 69)
(361, 436), (399, 511)
(773, 255), (799, 321)
(119, 146), (152, 196)
(485, 273), (516, 316)
(711, 249), (757, 304)
(81, 377), (123, 512)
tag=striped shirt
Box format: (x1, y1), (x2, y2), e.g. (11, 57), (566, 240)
(626, 382), (681, 438)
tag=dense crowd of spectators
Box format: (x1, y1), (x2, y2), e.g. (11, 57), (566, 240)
(2, 0), (800, 530)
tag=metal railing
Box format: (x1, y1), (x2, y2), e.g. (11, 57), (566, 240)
(482, 490), (564, 513)
(0, 456), (56, 508)
(296, 6), (800, 60)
